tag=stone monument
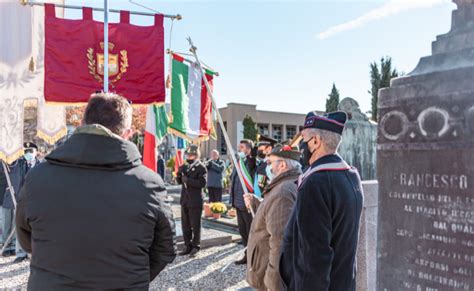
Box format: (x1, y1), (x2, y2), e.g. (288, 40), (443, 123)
(338, 97), (377, 180)
(377, 1), (474, 290)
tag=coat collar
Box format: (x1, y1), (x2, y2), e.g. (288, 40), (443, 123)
(310, 153), (343, 169)
(264, 168), (302, 195)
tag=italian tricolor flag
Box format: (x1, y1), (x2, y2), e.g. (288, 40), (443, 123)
(169, 53), (215, 141)
(143, 104), (169, 172)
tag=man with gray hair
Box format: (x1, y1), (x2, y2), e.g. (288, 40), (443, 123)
(280, 111), (363, 291)
(244, 144), (302, 290)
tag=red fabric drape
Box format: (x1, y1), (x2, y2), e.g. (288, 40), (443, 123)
(44, 4), (165, 104)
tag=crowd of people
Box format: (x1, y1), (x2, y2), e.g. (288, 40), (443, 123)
(1, 92), (364, 290)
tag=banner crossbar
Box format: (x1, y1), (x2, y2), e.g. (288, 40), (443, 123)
(21, 0), (182, 20)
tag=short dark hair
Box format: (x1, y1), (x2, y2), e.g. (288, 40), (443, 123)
(239, 139), (254, 149)
(83, 93), (132, 135)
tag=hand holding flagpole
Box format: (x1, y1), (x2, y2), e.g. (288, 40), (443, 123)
(187, 37), (255, 218)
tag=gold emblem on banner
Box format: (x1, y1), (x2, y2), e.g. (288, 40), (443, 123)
(87, 42), (128, 85)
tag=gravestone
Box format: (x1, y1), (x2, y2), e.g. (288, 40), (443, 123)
(377, 1), (474, 290)
(338, 97), (377, 180)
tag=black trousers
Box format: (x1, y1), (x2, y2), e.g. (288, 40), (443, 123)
(181, 205), (203, 249)
(208, 187), (223, 203)
(237, 208), (253, 247)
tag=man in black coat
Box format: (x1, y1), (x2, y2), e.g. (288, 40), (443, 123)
(1, 157), (28, 257)
(176, 144), (207, 257)
(230, 139), (257, 265)
(16, 93), (176, 291)
(280, 111), (363, 291)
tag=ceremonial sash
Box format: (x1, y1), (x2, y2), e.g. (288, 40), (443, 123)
(237, 157), (254, 193)
(297, 162), (351, 189)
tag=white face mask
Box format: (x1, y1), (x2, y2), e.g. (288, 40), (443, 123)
(237, 152), (246, 159)
(266, 164), (274, 182)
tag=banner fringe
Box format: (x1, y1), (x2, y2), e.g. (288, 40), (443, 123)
(0, 149), (25, 165)
(167, 127), (210, 144)
(37, 127), (68, 145)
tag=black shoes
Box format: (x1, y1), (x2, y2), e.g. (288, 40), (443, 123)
(1, 250), (15, 257)
(13, 256), (28, 264)
(189, 248), (200, 258)
(234, 256), (247, 265)
(179, 248), (193, 256)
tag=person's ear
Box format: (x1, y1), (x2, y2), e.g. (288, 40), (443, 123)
(313, 135), (323, 151)
(121, 128), (134, 140)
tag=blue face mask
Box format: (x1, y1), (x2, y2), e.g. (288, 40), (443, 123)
(266, 165), (274, 182)
(237, 151), (246, 159)
(24, 153), (35, 162)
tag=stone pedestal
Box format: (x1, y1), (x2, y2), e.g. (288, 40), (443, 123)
(377, 1), (474, 290)
(356, 181), (379, 291)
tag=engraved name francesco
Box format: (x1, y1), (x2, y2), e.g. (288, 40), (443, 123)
(399, 173), (468, 190)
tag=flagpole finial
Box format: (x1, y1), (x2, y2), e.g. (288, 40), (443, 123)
(187, 37), (197, 53)
(19, 0), (29, 6)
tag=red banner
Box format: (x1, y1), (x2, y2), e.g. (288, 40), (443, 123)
(44, 4), (165, 104)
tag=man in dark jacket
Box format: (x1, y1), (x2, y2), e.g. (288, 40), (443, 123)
(230, 139), (257, 265)
(16, 93), (177, 291)
(1, 157), (28, 256)
(206, 150), (226, 203)
(176, 144), (207, 257)
(280, 111), (363, 291)
(13, 142), (41, 263)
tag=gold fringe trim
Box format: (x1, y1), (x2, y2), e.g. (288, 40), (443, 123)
(37, 127), (68, 145)
(167, 127), (211, 144)
(0, 149), (25, 165)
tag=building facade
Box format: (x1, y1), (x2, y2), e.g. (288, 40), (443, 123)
(200, 103), (322, 159)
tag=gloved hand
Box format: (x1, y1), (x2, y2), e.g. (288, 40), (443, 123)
(182, 175), (188, 184)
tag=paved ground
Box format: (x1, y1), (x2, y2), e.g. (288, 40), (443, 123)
(0, 243), (248, 290)
(0, 227), (249, 290)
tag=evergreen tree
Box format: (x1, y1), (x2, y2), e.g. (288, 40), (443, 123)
(325, 83), (340, 112)
(369, 57), (398, 121)
(243, 115), (258, 142)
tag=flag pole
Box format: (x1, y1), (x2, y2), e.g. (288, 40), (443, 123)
(103, 0), (109, 92)
(1, 162), (18, 254)
(187, 37), (255, 217)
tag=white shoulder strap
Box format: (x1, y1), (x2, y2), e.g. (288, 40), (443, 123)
(298, 162), (351, 188)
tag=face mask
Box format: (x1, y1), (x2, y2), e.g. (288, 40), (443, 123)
(24, 153), (35, 162)
(301, 137), (314, 168)
(265, 164), (274, 182)
(237, 151), (246, 159)
(257, 150), (266, 160)
(186, 159), (195, 164)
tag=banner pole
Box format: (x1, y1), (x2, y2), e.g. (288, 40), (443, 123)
(187, 37), (255, 217)
(1, 162), (18, 255)
(103, 0), (109, 92)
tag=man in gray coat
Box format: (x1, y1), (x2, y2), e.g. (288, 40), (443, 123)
(16, 93), (176, 290)
(206, 150), (226, 203)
